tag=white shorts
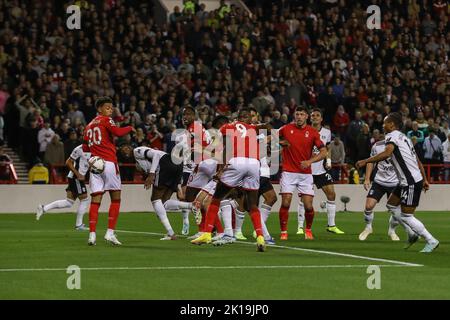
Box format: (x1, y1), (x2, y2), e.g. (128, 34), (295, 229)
(187, 159), (217, 190)
(89, 161), (121, 194)
(220, 157), (260, 191)
(280, 171), (314, 196)
(201, 180), (217, 196)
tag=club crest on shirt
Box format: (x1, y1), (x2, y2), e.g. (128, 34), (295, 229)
(305, 131), (309, 138)
(290, 130), (294, 134)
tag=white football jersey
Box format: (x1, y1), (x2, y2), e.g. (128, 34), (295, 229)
(67, 145), (91, 179)
(311, 127), (331, 175)
(370, 141), (399, 187)
(385, 130), (423, 186)
(133, 146), (166, 174)
(257, 132), (271, 178)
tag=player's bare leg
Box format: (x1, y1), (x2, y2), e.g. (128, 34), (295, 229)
(151, 186), (177, 240)
(279, 193), (292, 240)
(37, 191), (76, 221)
(103, 190), (122, 245)
(322, 184), (345, 234)
(301, 195), (315, 240)
(88, 192), (103, 246)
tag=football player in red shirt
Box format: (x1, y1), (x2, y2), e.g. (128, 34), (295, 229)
(191, 108), (268, 252)
(83, 96), (135, 246)
(278, 106), (328, 240)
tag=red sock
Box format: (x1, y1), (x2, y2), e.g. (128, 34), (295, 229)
(108, 199), (121, 230)
(231, 208), (236, 229)
(279, 206), (289, 232)
(199, 208), (206, 232)
(214, 214), (224, 233)
(250, 208), (263, 237)
(305, 208), (315, 230)
(89, 202), (100, 232)
(204, 198), (220, 233)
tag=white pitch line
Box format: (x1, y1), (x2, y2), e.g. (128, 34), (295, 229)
(116, 229), (424, 268)
(0, 264), (420, 272)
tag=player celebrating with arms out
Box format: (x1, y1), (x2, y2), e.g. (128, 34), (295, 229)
(356, 112), (439, 253)
(83, 97), (135, 246)
(278, 106), (328, 240)
(297, 108), (345, 235)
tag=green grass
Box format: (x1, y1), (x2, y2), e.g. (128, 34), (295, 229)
(0, 211), (449, 299)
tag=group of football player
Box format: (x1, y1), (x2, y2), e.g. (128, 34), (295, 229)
(36, 96), (439, 253)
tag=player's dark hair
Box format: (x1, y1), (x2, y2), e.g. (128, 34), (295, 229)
(311, 108), (323, 116)
(248, 106), (258, 114)
(212, 115), (229, 129)
(182, 105), (196, 114)
(238, 108), (251, 117)
(295, 106), (309, 114)
(386, 112), (403, 129)
(95, 96), (113, 109)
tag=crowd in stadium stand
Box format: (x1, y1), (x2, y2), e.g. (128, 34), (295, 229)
(0, 0), (449, 182)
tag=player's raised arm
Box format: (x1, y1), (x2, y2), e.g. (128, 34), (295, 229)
(356, 144), (394, 169)
(105, 118), (135, 137)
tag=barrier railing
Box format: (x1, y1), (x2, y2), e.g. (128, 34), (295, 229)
(39, 163), (450, 185)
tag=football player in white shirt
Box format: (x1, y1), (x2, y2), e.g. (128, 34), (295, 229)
(359, 139), (401, 241)
(356, 113), (439, 253)
(298, 109), (345, 235)
(36, 144), (91, 230)
(134, 146), (193, 240)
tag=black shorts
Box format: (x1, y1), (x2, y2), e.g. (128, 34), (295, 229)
(392, 181), (423, 207)
(66, 178), (87, 197)
(181, 172), (191, 186)
(313, 172), (334, 189)
(367, 182), (397, 202)
(155, 154), (183, 192)
(259, 176), (274, 196)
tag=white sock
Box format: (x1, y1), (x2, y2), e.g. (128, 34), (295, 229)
(259, 203), (271, 223)
(181, 208), (190, 225)
(400, 213), (436, 243)
(386, 204), (415, 237)
(43, 199), (74, 212)
(220, 200), (233, 237)
(76, 198), (89, 226)
(164, 199), (192, 211)
(234, 208), (246, 233)
(364, 210), (374, 229)
(230, 200), (238, 210)
(297, 202), (305, 228)
(106, 228), (115, 236)
(326, 200), (336, 227)
(388, 215), (399, 234)
(152, 199), (174, 236)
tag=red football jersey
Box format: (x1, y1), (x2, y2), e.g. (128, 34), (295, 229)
(220, 121), (259, 160)
(83, 115), (133, 163)
(187, 121), (211, 162)
(278, 123), (324, 174)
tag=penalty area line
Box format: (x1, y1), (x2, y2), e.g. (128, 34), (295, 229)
(115, 229), (424, 268)
(0, 264), (421, 272)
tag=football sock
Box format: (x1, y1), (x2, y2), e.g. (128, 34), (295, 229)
(305, 208), (315, 230)
(76, 198), (89, 226)
(387, 204), (415, 237)
(400, 213), (436, 243)
(249, 208), (263, 237)
(259, 203), (271, 223)
(364, 210), (374, 228)
(204, 198), (220, 233)
(163, 199), (192, 211)
(297, 202), (305, 228)
(388, 214), (399, 234)
(152, 199), (174, 236)
(43, 198), (74, 212)
(220, 200), (233, 237)
(234, 208), (246, 233)
(181, 209), (190, 225)
(107, 199), (120, 230)
(88, 201), (100, 232)
(326, 200), (336, 227)
(279, 206), (289, 232)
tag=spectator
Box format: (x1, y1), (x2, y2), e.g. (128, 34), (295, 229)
(423, 130), (443, 181)
(356, 124), (371, 164)
(407, 121), (425, 144)
(117, 144), (135, 182)
(37, 121), (55, 159)
(270, 111), (284, 129)
(347, 111), (365, 163)
(147, 125), (164, 150)
(411, 136), (425, 163)
(332, 105), (350, 139)
(0, 140), (12, 181)
(329, 135), (345, 181)
(0, 113), (4, 141)
(44, 135), (65, 167)
(442, 133), (450, 182)
(64, 129), (80, 159)
(23, 119), (40, 168)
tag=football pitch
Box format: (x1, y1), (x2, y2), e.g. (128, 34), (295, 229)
(1, 211), (449, 300)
